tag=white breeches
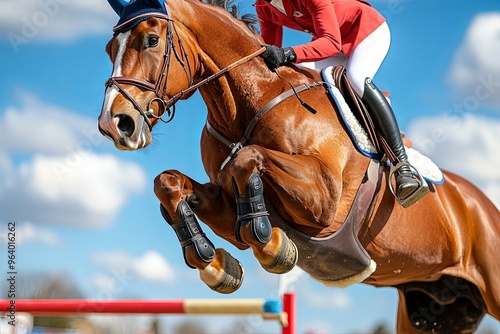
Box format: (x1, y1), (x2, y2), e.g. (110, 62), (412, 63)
(300, 22), (391, 97)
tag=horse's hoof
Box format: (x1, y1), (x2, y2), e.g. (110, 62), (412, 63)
(199, 249), (244, 294)
(261, 229), (298, 274)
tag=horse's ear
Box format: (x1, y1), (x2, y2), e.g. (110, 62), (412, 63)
(108, 0), (129, 15)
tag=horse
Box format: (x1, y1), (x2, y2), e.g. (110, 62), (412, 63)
(97, 0), (500, 332)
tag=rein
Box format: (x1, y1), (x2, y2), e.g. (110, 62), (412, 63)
(167, 47), (266, 108)
(105, 6), (266, 129)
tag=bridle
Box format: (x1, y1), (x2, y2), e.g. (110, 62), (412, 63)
(104, 4), (265, 130)
(105, 7), (189, 129)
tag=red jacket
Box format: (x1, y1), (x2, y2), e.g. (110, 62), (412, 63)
(255, 0), (386, 62)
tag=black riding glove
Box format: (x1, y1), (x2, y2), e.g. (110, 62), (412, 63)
(260, 44), (297, 72)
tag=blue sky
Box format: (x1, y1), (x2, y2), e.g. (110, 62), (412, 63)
(1, 0), (499, 333)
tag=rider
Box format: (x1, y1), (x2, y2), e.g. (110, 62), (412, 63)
(255, 0), (428, 207)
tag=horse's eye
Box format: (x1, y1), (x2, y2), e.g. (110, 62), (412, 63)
(146, 35), (159, 48)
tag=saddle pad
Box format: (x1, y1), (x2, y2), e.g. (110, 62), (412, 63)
(321, 66), (444, 185)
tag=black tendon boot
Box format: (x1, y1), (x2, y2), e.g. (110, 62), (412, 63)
(361, 78), (429, 207)
(160, 200), (216, 268)
(233, 173), (272, 245)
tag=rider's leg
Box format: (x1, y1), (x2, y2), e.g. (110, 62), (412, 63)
(301, 53), (348, 71)
(345, 22), (390, 97)
(361, 78), (421, 200)
(346, 22), (428, 205)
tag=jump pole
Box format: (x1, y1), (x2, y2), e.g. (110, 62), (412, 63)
(1, 293), (295, 334)
(282, 292), (296, 334)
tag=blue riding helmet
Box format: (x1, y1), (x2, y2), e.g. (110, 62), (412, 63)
(107, 0), (167, 34)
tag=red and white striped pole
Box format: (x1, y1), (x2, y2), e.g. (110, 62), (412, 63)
(0, 295), (295, 334)
(1, 299), (273, 315)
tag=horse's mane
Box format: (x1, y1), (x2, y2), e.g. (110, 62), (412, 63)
(201, 0), (259, 33)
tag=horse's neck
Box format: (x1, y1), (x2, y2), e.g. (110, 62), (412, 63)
(174, 0), (269, 139)
(198, 59), (279, 138)
(197, 56), (249, 135)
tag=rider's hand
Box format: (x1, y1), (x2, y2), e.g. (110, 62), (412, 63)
(260, 44), (297, 72)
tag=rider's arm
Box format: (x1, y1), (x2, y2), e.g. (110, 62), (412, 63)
(291, 0), (342, 62)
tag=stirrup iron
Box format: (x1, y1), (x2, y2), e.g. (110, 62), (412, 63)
(388, 162), (429, 208)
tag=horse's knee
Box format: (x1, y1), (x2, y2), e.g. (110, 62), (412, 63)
(230, 145), (266, 177)
(154, 170), (183, 201)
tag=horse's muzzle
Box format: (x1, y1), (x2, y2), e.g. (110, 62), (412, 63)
(98, 112), (149, 150)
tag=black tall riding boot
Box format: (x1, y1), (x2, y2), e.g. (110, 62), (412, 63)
(361, 78), (428, 207)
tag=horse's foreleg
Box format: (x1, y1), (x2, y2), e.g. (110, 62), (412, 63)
(154, 170), (244, 294)
(226, 145), (338, 275)
(230, 170), (298, 274)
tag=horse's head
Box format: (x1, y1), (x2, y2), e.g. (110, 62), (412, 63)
(98, 0), (196, 150)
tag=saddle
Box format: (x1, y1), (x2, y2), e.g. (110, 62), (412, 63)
(323, 66), (444, 185)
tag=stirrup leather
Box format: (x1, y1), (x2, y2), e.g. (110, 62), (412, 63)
(388, 162), (429, 208)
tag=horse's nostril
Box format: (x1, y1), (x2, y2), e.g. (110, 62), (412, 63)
(116, 114), (135, 137)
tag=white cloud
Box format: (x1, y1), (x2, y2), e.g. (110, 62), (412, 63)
(92, 250), (176, 286)
(447, 12), (500, 110)
(0, 92), (147, 229)
(0, 0), (117, 42)
(90, 273), (119, 292)
(303, 284), (353, 311)
(132, 251), (176, 284)
(407, 113), (500, 207)
(0, 221), (60, 246)
(0, 93), (102, 155)
(0, 153), (146, 228)
(0, 153), (13, 173)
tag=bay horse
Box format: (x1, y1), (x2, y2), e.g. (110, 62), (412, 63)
(97, 0), (500, 332)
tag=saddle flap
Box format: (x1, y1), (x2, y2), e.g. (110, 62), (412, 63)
(331, 66), (382, 153)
